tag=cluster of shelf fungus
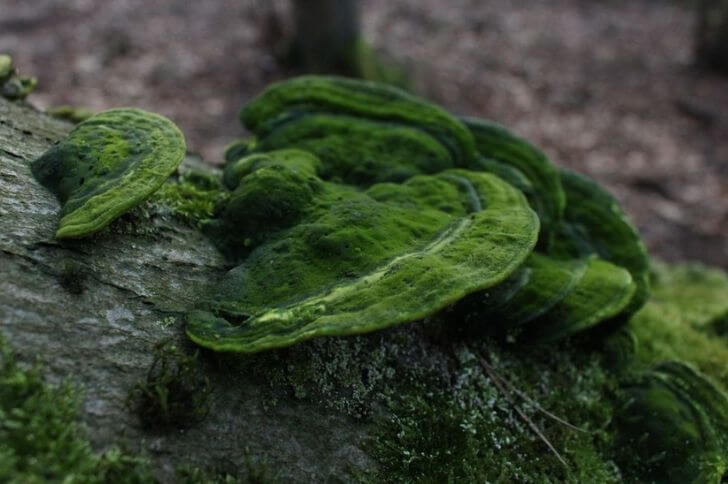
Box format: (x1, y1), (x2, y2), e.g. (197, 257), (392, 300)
(31, 76), (728, 481)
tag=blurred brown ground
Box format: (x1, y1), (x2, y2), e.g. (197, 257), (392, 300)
(1, 0), (727, 268)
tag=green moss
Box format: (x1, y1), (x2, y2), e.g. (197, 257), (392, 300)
(127, 340), (211, 429)
(0, 55), (13, 83)
(47, 105), (95, 124)
(31, 108), (186, 239)
(629, 262), (728, 389)
(58, 258), (87, 295)
(243, 319), (621, 482)
(712, 311), (728, 338)
(176, 453), (278, 484)
(367, 341), (623, 483)
(152, 169), (228, 229)
(0, 333), (155, 483)
(1, 76), (36, 101)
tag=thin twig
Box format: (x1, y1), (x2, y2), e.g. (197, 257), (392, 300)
(479, 356), (586, 433)
(477, 355), (569, 468)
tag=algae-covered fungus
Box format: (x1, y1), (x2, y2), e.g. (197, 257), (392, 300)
(187, 148), (539, 352)
(455, 120), (648, 343)
(237, 75), (477, 180)
(615, 361), (728, 483)
(461, 117), (565, 248)
(188, 76), (650, 351)
(31, 108), (186, 238)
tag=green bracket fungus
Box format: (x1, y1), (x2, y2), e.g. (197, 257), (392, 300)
(31, 108), (186, 238)
(241, 112), (456, 186)
(462, 117), (566, 247)
(239, 75), (477, 166)
(186, 76), (653, 351)
(187, 149), (539, 352)
(615, 361), (728, 483)
(517, 256), (635, 342)
(1, 76), (37, 101)
(0, 55), (36, 101)
(466, 253), (635, 343)
(553, 169), (650, 318)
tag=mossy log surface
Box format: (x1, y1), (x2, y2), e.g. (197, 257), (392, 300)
(0, 98), (373, 482)
(4, 91), (728, 482)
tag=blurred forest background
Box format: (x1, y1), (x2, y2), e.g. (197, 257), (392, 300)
(1, 0), (727, 269)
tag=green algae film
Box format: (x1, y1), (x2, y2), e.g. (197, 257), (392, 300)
(244, 112), (456, 186)
(462, 117), (566, 247)
(240, 75), (477, 165)
(554, 169), (650, 318)
(187, 151), (539, 353)
(615, 361), (728, 483)
(519, 257), (635, 342)
(31, 108), (185, 238)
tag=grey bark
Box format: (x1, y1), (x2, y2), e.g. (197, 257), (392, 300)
(0, 98), (373, 482)
(291, 0), (361, 74)
(695, 0), (728, 72)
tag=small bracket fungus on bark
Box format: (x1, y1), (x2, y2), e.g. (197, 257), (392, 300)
(0, 54), (37, 101)
(615, 361), (728, 482)
(31, 108), (185, 238)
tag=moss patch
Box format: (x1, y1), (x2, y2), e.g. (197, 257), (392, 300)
(629, 262), (728, 388)
(0, 334), (155, 483)
(152, 169), (229, 229)
(127, 340), (211, 429)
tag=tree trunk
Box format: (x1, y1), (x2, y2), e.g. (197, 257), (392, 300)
(290, 0), (361, 75)
(695, 0), (728, 72)
(0, 98), (373, 481)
